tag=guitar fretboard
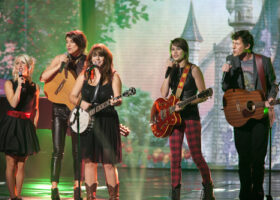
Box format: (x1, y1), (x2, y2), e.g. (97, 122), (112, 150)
(254, 99), (280, 108)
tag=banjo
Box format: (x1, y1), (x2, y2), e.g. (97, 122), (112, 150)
(69, 87), (136, 133)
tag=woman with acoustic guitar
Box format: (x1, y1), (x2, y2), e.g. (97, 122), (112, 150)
(40, 30), (87, 200)
(0, 54), (40, 200)
(70, 43), (122, 200)
(160, 38), (215, 200)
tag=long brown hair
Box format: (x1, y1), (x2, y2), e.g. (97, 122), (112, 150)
(85, 44), (114, 83)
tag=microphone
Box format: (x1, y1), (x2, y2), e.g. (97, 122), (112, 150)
(18, 68), (23, 77)
(18, 69), (26, 91)
(86, 64), (99, 73)
(222, 60), (231, 82)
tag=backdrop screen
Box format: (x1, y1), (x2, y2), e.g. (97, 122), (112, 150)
(0, 0), (280, 170)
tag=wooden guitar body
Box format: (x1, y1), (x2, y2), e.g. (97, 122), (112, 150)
(223, 89), (266, 127)
(44, 68), (76, 110)
(150, 95), (181, 138)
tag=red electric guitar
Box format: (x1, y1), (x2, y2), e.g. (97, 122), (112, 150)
(150, 88), (213, 138)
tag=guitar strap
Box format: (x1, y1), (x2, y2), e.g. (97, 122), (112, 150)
(255, 54), (275, 127)
(175, 63), (191, 99)
(255, 54), (267, 95)
(90, 81), (101, 105)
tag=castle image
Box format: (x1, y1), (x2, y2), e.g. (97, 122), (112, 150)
(181, 0), (280, 169)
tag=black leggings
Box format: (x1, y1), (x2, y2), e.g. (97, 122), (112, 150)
(51, 103), (81, 183)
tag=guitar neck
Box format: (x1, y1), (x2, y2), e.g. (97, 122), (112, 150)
(256, 99), (280, 108)
(88, 95), (121, 116)
(177, 95), (198, 108)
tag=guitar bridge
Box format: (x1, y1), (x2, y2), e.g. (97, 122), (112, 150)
(236, 101), (240, 112)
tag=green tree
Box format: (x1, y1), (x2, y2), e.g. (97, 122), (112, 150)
(80, 0), (152, 45)
(0, 0), (79, 82)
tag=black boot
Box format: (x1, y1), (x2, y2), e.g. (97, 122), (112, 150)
(170, 184), (181, 200)
(202, 182), (215, 200)
(107, 184), (119, 200)
(51, 188), (60, 200)
(85, 183), (97, 200)
(74, 187), (83, 200)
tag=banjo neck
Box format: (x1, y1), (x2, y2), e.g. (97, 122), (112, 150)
(88, 95), (122, 117)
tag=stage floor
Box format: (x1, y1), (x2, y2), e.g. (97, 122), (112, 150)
(0, 168), (280, 200)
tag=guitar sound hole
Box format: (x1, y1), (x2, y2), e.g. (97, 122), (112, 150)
(247, 101), (255, 112)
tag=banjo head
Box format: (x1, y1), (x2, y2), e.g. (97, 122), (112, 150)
(69, 108), (90, 134)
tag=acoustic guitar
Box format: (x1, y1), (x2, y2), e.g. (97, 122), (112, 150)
(223, 89), (280, 127)
(44, 64), (76, 110)
(150, 88), (213, 138)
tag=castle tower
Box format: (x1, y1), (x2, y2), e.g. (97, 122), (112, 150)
(181, 0), (203, 65)
(227, 0), (255, 31)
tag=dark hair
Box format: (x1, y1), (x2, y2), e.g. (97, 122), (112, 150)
(65, 30), (87, 53)
(170, 38), (189, 60)
(231, 30), (254, 51)
(85, 43), (114, 83)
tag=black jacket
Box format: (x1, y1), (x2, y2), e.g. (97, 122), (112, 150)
(222, 53), (278, 99)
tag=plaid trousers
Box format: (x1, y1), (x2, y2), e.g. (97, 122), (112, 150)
(169, 119), (212, 188)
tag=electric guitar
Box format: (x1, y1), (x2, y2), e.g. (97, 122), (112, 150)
(44, 64), (76, 110)
(223, 89), (280, 127)
(69, 87), (136, 134)
(150, 88), (213, 138)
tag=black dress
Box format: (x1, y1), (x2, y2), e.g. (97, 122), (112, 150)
(80, 81), (122, 164)
(0, 80), (40, 156)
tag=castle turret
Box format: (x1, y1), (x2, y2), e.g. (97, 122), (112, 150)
(181, 0), (203, 65)
(227, 0), (255, 31)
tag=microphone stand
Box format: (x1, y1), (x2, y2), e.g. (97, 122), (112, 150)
(75, 106), (82, 200)
(266, 126), (273, 200)
(267, 82), (280, 200)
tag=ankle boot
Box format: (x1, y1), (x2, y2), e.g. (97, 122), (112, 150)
(107, 184), (119, 200)
(51, 188), (60, 200)
(170, 184), (181, 200)
(202, 182), (215, 200)
(85, 183), (97, 200)
(74, 187), (83, 200)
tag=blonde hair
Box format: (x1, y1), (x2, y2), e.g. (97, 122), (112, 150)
(12, 54), (35, 81)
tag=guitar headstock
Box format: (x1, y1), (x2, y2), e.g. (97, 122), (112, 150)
(123, 87), (136, 97)
(197, 88), (213, 99)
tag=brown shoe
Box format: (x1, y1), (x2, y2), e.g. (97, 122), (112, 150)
(85, 183), (97, 200)
(107, 184), (119, 200)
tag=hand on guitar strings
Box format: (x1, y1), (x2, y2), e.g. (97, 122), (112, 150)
(175, 101), (183, 112)
(265, 97), (275, 109)
(80, 100), (91, 110)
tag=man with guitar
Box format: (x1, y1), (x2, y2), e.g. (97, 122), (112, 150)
(222, 30), (278, 200)
(161, 38), (215, 200)
(40, 30), (87, 200)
